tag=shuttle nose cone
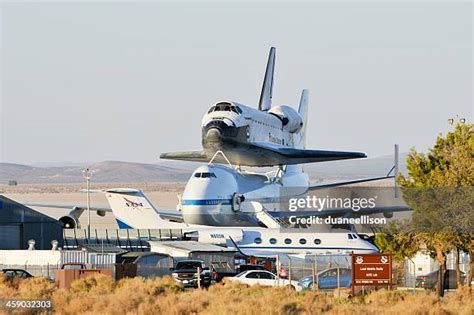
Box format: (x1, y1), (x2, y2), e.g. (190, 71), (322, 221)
(205, 128), (222, 144)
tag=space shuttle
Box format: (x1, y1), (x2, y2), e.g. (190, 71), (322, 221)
(161, 47), (366, 167)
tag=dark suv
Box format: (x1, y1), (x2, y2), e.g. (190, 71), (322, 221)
(171, 260), (212, 288)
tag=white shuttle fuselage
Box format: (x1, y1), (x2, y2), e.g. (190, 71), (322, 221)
(201, 101), (305, 152)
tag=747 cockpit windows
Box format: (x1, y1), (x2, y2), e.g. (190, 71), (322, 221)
(207, 103), (242, 114)
(194, 172), (217, 178)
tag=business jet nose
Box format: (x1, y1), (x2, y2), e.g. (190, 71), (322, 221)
(366, 241), (379, 253)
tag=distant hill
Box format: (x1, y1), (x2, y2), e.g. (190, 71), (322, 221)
(0, 161), (192, 184)
(0, 154), (407, 184)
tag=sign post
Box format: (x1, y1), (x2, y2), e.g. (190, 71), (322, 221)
(351, 253), (393, 296)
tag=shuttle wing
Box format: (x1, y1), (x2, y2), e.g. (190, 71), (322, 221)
(160, 143), (366, 167)
(249, 142), (367, 165)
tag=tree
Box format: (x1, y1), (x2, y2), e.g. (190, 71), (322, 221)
(388, 122), (473, 296)
(375, 221), (420, 263)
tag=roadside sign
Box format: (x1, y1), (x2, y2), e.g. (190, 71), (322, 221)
(351, 253), (392, 294)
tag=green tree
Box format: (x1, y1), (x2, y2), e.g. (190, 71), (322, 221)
(376, 220), (420, 287)
(375, 221), (420, 263)
(382, 122), (473, 296)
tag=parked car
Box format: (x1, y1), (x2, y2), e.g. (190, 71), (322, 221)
(416, 270), (466, 290)
(171, 260), (212, 288)
(299, 268), (352, 290)
(213, 264), (270, 282)
(1, 269), (33, 279)
(227, 270), (303, 291)
(236, 264), (269, 273)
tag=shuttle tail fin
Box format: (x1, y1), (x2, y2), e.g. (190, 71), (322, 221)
(258, 47), (276, 111)
(297, 89), (309, 148)
(104, 189), (183, 229)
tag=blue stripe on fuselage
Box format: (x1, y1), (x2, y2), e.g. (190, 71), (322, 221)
(181, 199), (232, 206)
(181, 197), (281, 206)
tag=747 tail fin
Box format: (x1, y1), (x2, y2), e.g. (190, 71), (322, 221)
(104, 189), (185, 229)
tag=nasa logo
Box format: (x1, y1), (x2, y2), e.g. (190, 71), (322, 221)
(210, 233), (225, 239)
(123, 197), (144, 208)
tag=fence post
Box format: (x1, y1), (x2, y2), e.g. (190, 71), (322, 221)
(311, 260), (315, 292)
(316, 259), (319, 292)
(276, 255), (280, 287)
(337, 267), (340, 298)
(197, 266), (201, 289)
(289, 258), (292, 287)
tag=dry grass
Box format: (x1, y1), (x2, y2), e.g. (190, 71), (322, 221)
(0, 274), (472, 315)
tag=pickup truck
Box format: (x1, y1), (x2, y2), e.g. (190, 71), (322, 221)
(171, 260), (212, 288)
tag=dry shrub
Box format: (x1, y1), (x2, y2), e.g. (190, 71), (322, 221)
(16, 277), (56, 299)
(69, 273), (115, 295)
(0, 274), (55, 300)
(0, 274), (17, 299)
(2, 274), (473, 315)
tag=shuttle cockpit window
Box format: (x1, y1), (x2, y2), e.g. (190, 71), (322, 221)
(211, 103), (242, 115)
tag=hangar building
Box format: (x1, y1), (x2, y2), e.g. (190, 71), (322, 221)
(0, 195), (63, 250)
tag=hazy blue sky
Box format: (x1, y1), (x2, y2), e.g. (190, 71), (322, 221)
(1, 1), (472, 165)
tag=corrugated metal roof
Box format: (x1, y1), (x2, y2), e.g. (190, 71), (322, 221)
(79, 244), (127, 254)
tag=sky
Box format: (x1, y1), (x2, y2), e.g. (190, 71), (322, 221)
(1, 1), (472, 165)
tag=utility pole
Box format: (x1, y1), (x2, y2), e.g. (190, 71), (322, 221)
(82, 168), (93, 241)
